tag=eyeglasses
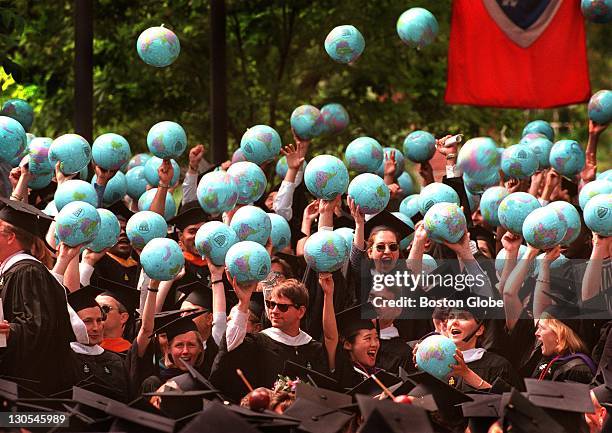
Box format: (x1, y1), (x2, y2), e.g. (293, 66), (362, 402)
(100, 305), (114, 314)
(265, 300), (300, 313)
(374, 243), (399, 252)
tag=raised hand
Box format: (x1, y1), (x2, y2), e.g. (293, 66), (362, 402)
(227, 273), (257, 305)
(589, 119), (609, 137)
(318, 272), (334, 296)
(94, 164), (118, 187)
(280, 142), (306, 170)
(188, 144), (205, 172)
(55, 161), (76, 185)
(542, 245), (561, 263)
(319, 195), (341, 215)
(347, 196), (365, 226)
(419, 161), (434, 185)
(158, 159), (174, 187)
(501, 232), (523, 255)
(435, 134), (456, 157)
(442, 231), (473, 260)
(383, 150), (396, 178)
(303, 199), (320, 222)
(388, 183), (403, 199)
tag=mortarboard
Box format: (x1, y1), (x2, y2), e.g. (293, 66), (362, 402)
(180, 360), (222, 397)
(108, 200), (135, 221)
(334, 214), (355, 230)
(106, 400), (176, 433)
(175, 280), (213, 311)
(356, 394), (434, 433)
(180, 401), (261, 433)
(364, 209), (413, 241)
(67, 285), (105, 312)
(97, 277), (140, 318)
(153, 309), (189, 331)
(407, 371), (473, 416)
(345, 370), (401, 397)
(282, 360), (339, 391)
(168, 201), (209, 231)
(0, 197), (53, 238)
(142, 389), (218, 419)
(335, 303), (376, 340)
(294, 382), (352, 409)
(282, 398), (355, 433)
(152, 310), (205, 342)
(461, 394), (501, 433)
(501, 388), (566, 433)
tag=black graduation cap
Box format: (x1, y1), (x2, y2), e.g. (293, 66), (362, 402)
(0, 196), (53, 238)
(407, 371), (473, 416)
(175, 280), (213, 311)
(333, 214), (355, 230)
(461, 394), (501, 433)
(108, 200), (134, 221)
(97, 277), (140, 318)
(168, 200), (208, 231)
(282, 360), (339, 390)
(180, 358), (222, 396)
(294, 382), (352, 409)
(356, 394), (434, 433)
(180, 400), (261, 433)
(501, 388), (566, 433)
(106, 400), (176, 433)
(282, 398), (355, 433)
(152, 310), (205, 342)
(153, 309), (187, 331)
(345, 370), (401, 396)
(67, 285), (105, 312)
(142, 389), (218, 419)
(364, 209), (413, 241)
(335, 303), (376, 340)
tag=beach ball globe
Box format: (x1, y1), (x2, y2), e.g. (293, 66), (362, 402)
(290, 105), (324, 140)
(230, 205), (271, 245)
(48, 133), (91, 174)
(0, 116), (26, 164)
(56, 201), (101, 247)
(304, 230), (348, 272)
(522, 120), (554, 141)
(466, 190), (481, 213)
(423, 202), (466, 244)
(225, 241), (271, 283)
(396, 8), (438, 49)
(457, 137), (500, 178)
(147, 121), (187, 159)
(227, 161), (267, 205)
(501, 144), (538, 180)
(418, 182), (460, 215)
(399, 194), (420, 224)
(195, 221), (238, 266)
(79, 165), (89, 181)
(495, 245), (528, 275)
(422, 254), (438, 274)
(126, 211), (168, 249)
(304, 155), (349, 200)
(320, 103), (349, 134)
(392, 211), (414, 250)
(276, 156), (288, 179)
(127, 153), (152, 171)
(480, 187), (509, 227)
(27, 137), (53, 175)
(498, 192), (541, 234)
(347, 173), (390, 214)
(584, 193), (612, 236)
(522, 207), (568, 250)
(581, 0), (612, 23)
(415, 335), (457, 380)
(376, 148), (405, 178)
(136, 26), (180, 67)
(397, 172), (415, 196)
(240, 125), (282, 164)
(345, 137), (384, 173)
(125, 166), (149, 200)
(26, 133), (35, 144)
(579, 180), (612, 209)
(598, 169), (612, 181)
(92, 133), (131, 171)
(519, 132), (546, 146)
(463, 171), (500, 194)
(535, 253), (569, 277)
(549, 140), (585, 177)
(144, 156), (180, 187)
(54, 180), (98, 211)
(548, 201), (582, 245)
(334, 227), (354, 250)
(231, 148), (247, 163)
(588, 90), (612, 124)
(197, 170), (239, 214)
(28, 172), (53, 190)
(268, 213), (291, 251)
(527, 137), (554, 169)
(324, 25), (365, 64)
(403, 131), (436, 163)
(87, 209), (120, 252)
(141, 238), (184, 281)
(1, 98), (33, 131)
(92, 171), (127, 206)
(138, 188), (176, 220)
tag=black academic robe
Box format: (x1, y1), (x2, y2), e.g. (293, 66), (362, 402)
(452, 351), (523, 392)
(377, 336), (410, 374)
(0, 258), (75, 395)
(71, 348), (129, 401)
(91, 254), (140, 288)
(531, 354), (594, 384)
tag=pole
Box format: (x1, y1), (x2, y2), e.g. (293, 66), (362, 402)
(210, 0), (228, 164)
(74, 0), (93, 143)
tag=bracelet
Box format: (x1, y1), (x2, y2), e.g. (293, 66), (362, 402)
(211, 279), (223, 285)
(158, 183), (170, 189)
(446, 153), (457, 160)
(536, 278), (550, 284)
(10, 193), (22, 201)
(477, 378), (485, 388)
(147, 287), (159, 293)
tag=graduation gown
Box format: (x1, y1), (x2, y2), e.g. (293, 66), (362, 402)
(377, 336), (410, 374)
(531, 353), (595, 384)
(452, 350), (523, 392)
(91, 253), (140, 288)
(71, 345), (129, 401)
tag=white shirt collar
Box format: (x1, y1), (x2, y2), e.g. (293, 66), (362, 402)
(70, 342), (104, 355)
(261, 327), (312, 346)
(379, 325), (400, 340)
(462, 347), (486, 363)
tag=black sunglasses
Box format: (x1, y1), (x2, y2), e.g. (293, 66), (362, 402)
(374, 243), (399, 252)
(265, 300), (300, 313)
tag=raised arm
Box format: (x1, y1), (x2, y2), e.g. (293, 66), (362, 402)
(319, 272), (338, 371)
(136, 279), (160, 358)
(207, 260), (228, 346)
(225, 275), (256, 352)
(296, 199), (319, 256)
(182, 144), (204, 205)
(581, 120), (608, 185)
(149, 159), (173, 217)
(582, 234), (611, 302)
(533, 245), (560, 320)
(504, 245), (539, 327)
(274, 140), (306, 221)
(407, 221), (427, 276)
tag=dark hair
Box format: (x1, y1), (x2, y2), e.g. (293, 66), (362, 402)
(366, 225), (399, 249)
(271, 257), (294, 279)
(271, 279), (308, 307)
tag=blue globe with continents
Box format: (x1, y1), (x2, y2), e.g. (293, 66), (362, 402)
(138, 188), (177, 221)
(1, 98), (33, 131)
(584, 194), (612, 236)
(519, 132), (546, 146)
(225, 241), (271, 283)
(347, 173), (390, 215)
(581, 0), (612, 23)
(501, 144), (538, 180)
(27, 137), (53, 175)
(397, 172), (415, 196)
(495, 245), (528, 275)
(28, 172), (53, 190)
(598, 169), (612, 181)
(334, 227), (354, 250)
(415, 334), (457, 380)
(463, 171), (500, 194)
(91, 133), (131, 171)
(320, 103), (349, 135)
(48, 133), (91, 174)
(87, 209), (120, 252)
(195, 221), (239, 266)
(304, 155), (349, 200)
(403, 130), (436, 163)
(231, 148), (247, 163)
(56, 201), (101, 247)
(126, 211), (168, 249)
(548, 201), (582, 245)
(392, 212), (413, 250)
(535, 253), (569, 277)
(268, 213), (291, 251)
(290, 105), (324, 140)
(304, 230), (348, 273)
(127, 153), (152, 171)
(345, 137), (384, 173)
(240, 125), (282, 164)
(522, 120), (554, 141)
(324, 25), (365, 64)
(125, 166), (149, 200)
(522, 207), (568, 250)
(396, 7), (438, 49)
(276, 156), (288, 179)
(418, 182), (460, 215)
(26, 133), (35, 145)
(376, 148), (405, 178)
(588, 90), (612, 124)
(457, 137), (500, 178)
(54, 180), (98, 211)
(480, 186), (509, 227)
(92, 171), (127, 206)
(579, 179), (612, 210)
(466, 190), (480, 213)
(141, 238), (185, 281)
(0, 116), (26, 164)
(197, 170), (239, 214)
(147, 121), (187, 159)
(549, 140), (585, 177)
(498, 192), (541, 235)
(230, 205), (271, 246)
(399, 194), (420, 224)
(227, 161), (267, 205)
(423, 203), (466, 244)
(422, 254), (438, 274)
(79, 166), (88, 181)
(136, 26), (180, 67)
(144, 156), (180, 187)
(527, 137), (554, 169)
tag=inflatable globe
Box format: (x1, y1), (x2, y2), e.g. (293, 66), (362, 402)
(466, 190), (480, 212)
(418, 182), (460, 215)
(519, 132), (546, 146)
(396, 8), (439, 49)
(225, 241), (271, 283)
(345, 137), (384, 173)
(397, 172), (415, 196)
(581, 0), (612, 23)
(495, 245), (528, 275)
(240, 125), (282, 164)
(548, 201), (582, 245)
(230, 205), (271, 245)
(498, 192), (541, 234)
(227, 161), (267, 204)
(584, 193), (612, 236)
(598, 169), (612, 181)
(231, 148), (247, 163)
(290, 105), (324, 140)
(195, 221), (239, 266)
(549, 140), (585, 177)
(522, 120), (554, 141)
(79, 166), (88, 181)
(268, 213), (291, 251)
(423, 203), (466, 243)
(403, 130), (436, 163)
(399, 194), (420, 223)
(92, 171), (127, 206)
(56, 201), (101, 247)
(138, 188), (177, 220)
(147, 121), (187, 159)
(588, 90), (612, 124)
(87, 209), (120, 252)
(535, 253), (569, 277)
(127, 153), (152, 171)
(125, 166), (149, 200)
(422, 254), (438, 274)
(415, 334), (457, 380)
(480, 186), (509, 227)
(92, 133), (131, 170)
(320, 103), (349, 134)
(0, 116), (26, 164)
(136, 26), (180, 67)
(457, 137), (500, 178)
(126, 211), (168, 249)
(303, 231), (348, 272)
(48, 133), (91, 174)
(579, 180), (612, 210)
(347, 173), (390, 214)
(1, 99), (33, 131)
(54, 180), (98, 211)
(27, 137), (53, 175)
(392, 212), (414, 250)
(276, 156), (288, 179)
(376, 148), (405, 178)
(334, 227), (354, 250)
(26, 133), (35, 145)
(324, 25), (365, 64)
(197, 170), (239, 214)
(141, 238), (184, 281)
(522, 207), (568, 250)
(28, 172), (53, 190)
(501, 144), (538, 180)
(144, 156), (180, 187)
(304, 155), (349, 200)
(463, 171), (500, 194)
(527, 137), (554, 169)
